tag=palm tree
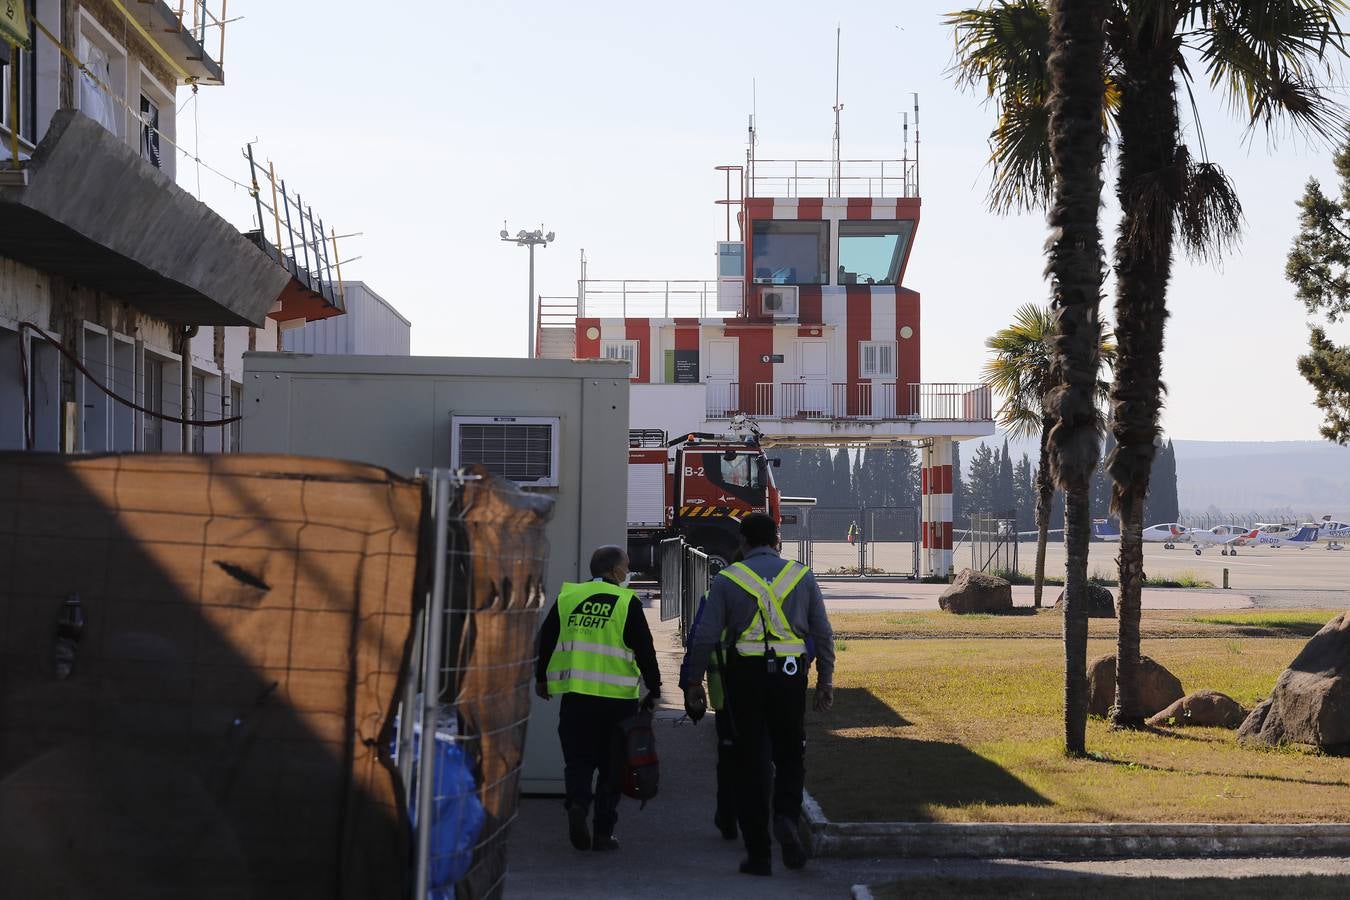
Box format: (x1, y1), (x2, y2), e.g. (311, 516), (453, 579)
(951, 0), (1347, 732)
(983, 304), (1115, 609)
(1040, 0), (1110, 757)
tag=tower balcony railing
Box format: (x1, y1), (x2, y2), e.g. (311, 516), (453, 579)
(577, 280), (721, 319)
(746, 159), (919, 199)
(705, 382), (990, 423)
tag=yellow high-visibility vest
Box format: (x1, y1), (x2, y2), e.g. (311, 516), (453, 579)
(717, 560), (809, 657)
(545, 581), (642, 700)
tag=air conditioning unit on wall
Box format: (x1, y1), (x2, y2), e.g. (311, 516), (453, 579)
(760, 285), (799, 320)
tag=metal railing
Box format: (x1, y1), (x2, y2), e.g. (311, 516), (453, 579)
(909, 383), (992, 422)
(578, 279), (720, 319)
(244, 145), (344, 312)
(660, 538), (712, 640)
(705, 381), (991, 423)
(746, 159), (920, 199)
(173, 1), (229, 67)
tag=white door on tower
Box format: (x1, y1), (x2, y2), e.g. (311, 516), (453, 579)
(707, 339), (738, 417)
(795, 340), (829, 417)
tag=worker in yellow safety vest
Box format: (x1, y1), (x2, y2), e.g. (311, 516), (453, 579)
(681, 513), (835, 878)
(536, 546), (661, 852)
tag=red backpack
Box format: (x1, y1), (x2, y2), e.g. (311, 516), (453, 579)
(618, 710), (659, 807)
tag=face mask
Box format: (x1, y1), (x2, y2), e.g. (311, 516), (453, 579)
(620, 573), (633, 588)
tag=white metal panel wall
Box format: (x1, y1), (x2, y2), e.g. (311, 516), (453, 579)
(282, 282), (411, 356)
(627, 464), (665, 527)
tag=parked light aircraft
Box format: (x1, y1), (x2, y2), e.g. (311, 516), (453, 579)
(1313, 516), (1350, 550)
(1246, 522), (1301, 548)
(1092, 520), (1189, 549)
(1189, 525), (1258, 556)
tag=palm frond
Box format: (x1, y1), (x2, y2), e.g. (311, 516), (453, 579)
(948, 1), (1057, 212)
(1186, 0), (1350, 145)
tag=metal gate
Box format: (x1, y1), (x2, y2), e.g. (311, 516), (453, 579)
(969, 510), (1019, 575)
(783, 506), (919, 578)
(660, 537), (713, 639)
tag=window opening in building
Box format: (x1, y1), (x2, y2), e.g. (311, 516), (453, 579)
(600, 339), (639, 378)
(451, 415), (560, 487)
(143, 356), (164, 451)
(751, 220), (829, 285)
(838, 220), (915, 286)
(77, 28), (122, 138)
(139, 93), (161, 168)
(190, 373), (205, 453)
(860, 341), (897, 378)
(0, 1), (37, 146)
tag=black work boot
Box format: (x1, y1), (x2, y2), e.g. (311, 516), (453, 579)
(592, 831), (620, 851)
(566, 805), (591, 851)
(739, 856), (772, 877)
(774, 815), (808, 870)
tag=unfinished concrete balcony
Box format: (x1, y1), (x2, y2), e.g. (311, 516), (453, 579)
(135, 0), (229, 85)
(0, 111), (289, 325)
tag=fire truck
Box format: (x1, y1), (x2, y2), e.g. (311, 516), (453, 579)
(626, 430), (784, 577)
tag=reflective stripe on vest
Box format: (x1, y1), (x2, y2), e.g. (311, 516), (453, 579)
(718, 560), (809, 657)
(546, 581), (642, 699)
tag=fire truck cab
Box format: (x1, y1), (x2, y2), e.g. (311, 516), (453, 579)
(627, 431), (781, 577)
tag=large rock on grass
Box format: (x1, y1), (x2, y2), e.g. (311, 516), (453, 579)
(1087, 654), (1184, 718)
(939, 569), (1013, 615)
(1238, 612), (1350, 751)
(1054, 584), (1116, 619)
(1147, 690), (1247, 729)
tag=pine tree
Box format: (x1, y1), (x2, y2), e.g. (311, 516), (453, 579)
(1286, 142), (1350, 445)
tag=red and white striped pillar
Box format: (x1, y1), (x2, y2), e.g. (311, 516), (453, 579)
(921, 437), (955, 577)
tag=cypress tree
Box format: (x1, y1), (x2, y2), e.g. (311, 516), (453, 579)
(995, 438), (1016, 515)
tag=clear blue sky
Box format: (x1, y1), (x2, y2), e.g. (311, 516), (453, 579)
(185, 1), (1350, 442)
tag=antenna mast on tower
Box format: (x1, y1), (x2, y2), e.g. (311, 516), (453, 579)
(832, 26), (843, 198)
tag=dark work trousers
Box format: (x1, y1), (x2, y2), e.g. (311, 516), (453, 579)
(724, 650), (808, 860)
(713, 709), (737, 824)
(557, 693), (638, 836)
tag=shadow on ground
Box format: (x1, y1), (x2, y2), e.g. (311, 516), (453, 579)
(807, 688), (1049, 821)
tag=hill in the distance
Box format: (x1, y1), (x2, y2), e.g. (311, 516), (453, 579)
(967, 435), (1350, 518)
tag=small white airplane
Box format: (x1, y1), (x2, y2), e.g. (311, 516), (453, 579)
(1312, 516), (1350, 550)
(1092, 520), (1189, 549)
(1247, 522), (1301, 548)
(1189, 525), (1259, 556)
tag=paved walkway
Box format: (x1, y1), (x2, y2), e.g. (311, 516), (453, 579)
(505, 614), (878, 897)
(504, 600), (1350, 897)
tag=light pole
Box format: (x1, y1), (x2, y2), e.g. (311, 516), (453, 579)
(500, 224), (555, 358)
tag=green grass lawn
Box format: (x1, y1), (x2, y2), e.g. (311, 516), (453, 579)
(867, 875), (1350, 900)
(806, 636), (1350, 823)
(830, 608), (1340, 640)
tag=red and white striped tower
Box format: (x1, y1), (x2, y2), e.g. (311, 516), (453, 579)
(921, 436), (954, 576)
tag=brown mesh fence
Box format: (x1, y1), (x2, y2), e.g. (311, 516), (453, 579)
(0, 453), (423, 899)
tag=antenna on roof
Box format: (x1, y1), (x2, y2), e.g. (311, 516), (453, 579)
(912, 92), (920, 196)
(748, 78), (758, 183)
(832, 25), (843, 198)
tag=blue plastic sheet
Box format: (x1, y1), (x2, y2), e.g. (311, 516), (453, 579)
(398, 719), (486, 896)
